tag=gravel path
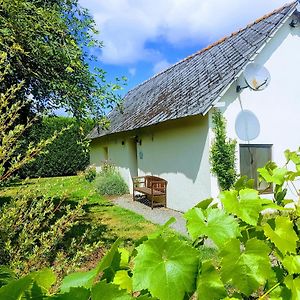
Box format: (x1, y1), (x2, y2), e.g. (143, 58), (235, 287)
(112, 195), (188, 236)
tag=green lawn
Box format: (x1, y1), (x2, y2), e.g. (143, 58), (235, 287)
(0, 176), (163, 245)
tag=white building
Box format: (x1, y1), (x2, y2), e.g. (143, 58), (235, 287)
(89, 2), (300, 212)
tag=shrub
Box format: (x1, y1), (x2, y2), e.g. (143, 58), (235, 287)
(210, 109), (237, 190)
(0, 191), (101, 278)
(84, 165), (97, 182)
(20, 117), (94, 178)
(96, 168), (129, 195)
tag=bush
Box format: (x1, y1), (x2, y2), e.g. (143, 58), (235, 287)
(210, 109), (237, 190)
(84, 165), (97, 182)
(96, 167), (129, 195)
(20, 117), (94, 178)
(0, 191), (101, 277)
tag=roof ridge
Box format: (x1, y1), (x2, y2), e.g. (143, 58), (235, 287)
(125, 1), (297, 97)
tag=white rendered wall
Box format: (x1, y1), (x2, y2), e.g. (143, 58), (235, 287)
(136, 116), (211, 212)
(90, 115), (211, 212)
(90, 137), (137, 192)
(210, 17), (300, 200)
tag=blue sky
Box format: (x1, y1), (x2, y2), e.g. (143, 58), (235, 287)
(80, 0), (288, 96)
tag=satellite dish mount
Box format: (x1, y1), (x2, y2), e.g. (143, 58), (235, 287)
(236, 63), (271, 93)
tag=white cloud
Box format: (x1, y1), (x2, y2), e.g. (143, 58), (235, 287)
(80, 0), (286, 65)
(153, 59), (172, 74)
(128, 67), (136, 76)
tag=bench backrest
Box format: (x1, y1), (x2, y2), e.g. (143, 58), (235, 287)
(145, 176), (167, 193)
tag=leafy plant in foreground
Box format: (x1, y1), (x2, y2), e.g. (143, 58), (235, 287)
(1, 149), (300, 299)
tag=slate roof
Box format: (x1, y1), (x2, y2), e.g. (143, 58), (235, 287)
(90, 2), (298, 139)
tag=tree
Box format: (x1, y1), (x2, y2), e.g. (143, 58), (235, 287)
(0, 0), (122, 119)
(0, 58), (62, 182)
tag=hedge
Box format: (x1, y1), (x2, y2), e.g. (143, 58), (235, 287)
(20, 117), (94, 178)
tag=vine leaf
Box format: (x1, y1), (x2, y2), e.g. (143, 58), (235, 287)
(263, 217), (298, 255)
(30, 268), (56, 293)
(0, 276), (32, 300)
(284, 275), (300, 300)
(184, 207), (240, 247)
(220, 189), (279, 226)
(282, 255), (300, 274)
(113, 271), (132, 292)
(220, 238), (273, 296)
(197, 260), (227, 300)
(258, 166), (288, 185)
(132, 236), (199, 300)
(91, 281), (133, 300)
(60, 239), (121, 292)
(0, 268), (56, 300)
(48, 287), (90, 300)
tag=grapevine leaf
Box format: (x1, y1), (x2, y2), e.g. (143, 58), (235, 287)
(30, 268), (56, 293)
(258, 166), (288, 185)
(234, 175), (254, 191)
(0, 266), (16, 288)
(48, 287), (90, 299)
(60, 268), (97, 294)
(220, 238), (273, 296)
(269, 285), (291, 300)
(60, 239), (121, 292)
(91, 281), (133, 300)
(195, 198), (214, 209)
(133, 236), (199, 300)
(148, 217), (176, 239)
(113, 271), (132, 292)
(282, 255), (300, 274)
(263, 217), (298, 255)
(197, 260), (227, 300)
(284, 275), (300, 300)
(119, 248), (130, 268)
(220, 189), (279, 226)
(184, 207), (240, 247)
(0, 276), (32, 300)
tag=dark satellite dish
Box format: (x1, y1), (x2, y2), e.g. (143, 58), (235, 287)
(243, 63), (271, 91)
(235, 110), (260, 141)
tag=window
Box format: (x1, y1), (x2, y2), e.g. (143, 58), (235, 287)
(239, 144), (272, 193)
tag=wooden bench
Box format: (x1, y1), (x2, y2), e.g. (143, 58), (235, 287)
(132, 176), (167, 209)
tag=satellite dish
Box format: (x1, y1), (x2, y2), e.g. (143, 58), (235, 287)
(243, 63), (271, 91)
(235, 110), (260, 141)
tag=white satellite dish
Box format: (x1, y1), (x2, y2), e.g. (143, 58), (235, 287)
(243, 63), (271, 91)
(235, 110), (260, 141)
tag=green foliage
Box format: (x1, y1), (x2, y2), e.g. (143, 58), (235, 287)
(133, 236), (199, 300)
(95, 165), (129, 195)
(210, 109), (237, 190)
(0, 0), (124, 118)
(185, 207), (240, 247)
(20, 117), (93, 178)
(1, 149), (300, 300)
(0, 60), (58, 183)
(83, 165), (97, 182)
(0, 191), (101, 278)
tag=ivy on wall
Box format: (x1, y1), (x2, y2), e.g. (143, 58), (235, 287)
(210, 109), (237, 190)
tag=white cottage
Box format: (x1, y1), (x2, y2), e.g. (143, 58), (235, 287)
(89, 2), (300, 212)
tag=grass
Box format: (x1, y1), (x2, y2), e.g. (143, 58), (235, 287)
(0, 176), (161, 244)
(0, 175), (216, 277)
